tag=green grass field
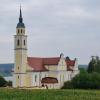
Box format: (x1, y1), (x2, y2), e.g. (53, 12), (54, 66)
(0, 89), (100, 100)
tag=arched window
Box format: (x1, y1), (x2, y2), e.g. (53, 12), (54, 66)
(18, 76), (19, 79)
(18, 29), (19, 33)
(24, 40), (25, 45)
(17, 40), (20, 46)
(21, 29), (22, 33)
(60, 75), (62, 83)
(18, 66), (19, 70)
(45, 74), (46, 77)
(35, 75), (37, 82)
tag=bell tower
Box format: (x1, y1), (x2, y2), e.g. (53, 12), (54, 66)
(13, 6), (27, 87)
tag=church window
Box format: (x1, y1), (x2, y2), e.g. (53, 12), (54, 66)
(45, 74), (46, 77)
(17, 40), (20, 46)
(35, 75), (37, 82)
(18, 76), (19, 79)
(63, 75), (64, 82)
(18, 29), (19, 33)
(18, 66), (19, 70)
(60, 75), (62, 83)
(62, 61), (63, 65)
(24, 40), (25, 45)
(21, 29), (22, 33)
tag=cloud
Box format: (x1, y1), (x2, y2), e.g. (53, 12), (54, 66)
(0, 0), (100, 64)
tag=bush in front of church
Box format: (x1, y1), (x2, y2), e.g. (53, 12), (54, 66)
(62, 81), (73, 89)
(0, 76), (7, 87)
(6, 81), (12, 87)
(62, 69), (100, 89)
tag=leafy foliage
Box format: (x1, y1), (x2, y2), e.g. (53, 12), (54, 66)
(6, 81), (12, 87)
(0, 76), (7, 87)
(62, 69), (100, 89)
(62, 56), (100, 89)
(71, 72), (100, 89)
(62, 81), (73, 89)
(87, 56), (100, 73)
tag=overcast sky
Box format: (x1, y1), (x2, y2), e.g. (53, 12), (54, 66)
(0, 0), (100, 64)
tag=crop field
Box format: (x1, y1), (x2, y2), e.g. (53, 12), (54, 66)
(0, 88), (100, 100)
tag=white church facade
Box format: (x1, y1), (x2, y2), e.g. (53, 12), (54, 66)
(13, 8), (79, 89)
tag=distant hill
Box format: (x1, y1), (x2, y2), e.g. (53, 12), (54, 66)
(0, 64), (14, 77)
(78, 65), (88, 69)
(0, 64), (88, 77)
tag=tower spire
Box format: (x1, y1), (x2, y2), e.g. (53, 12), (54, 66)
(20, 5), (22, 18)
(19, 5), (23, 23)
(17, 5), (25, 28)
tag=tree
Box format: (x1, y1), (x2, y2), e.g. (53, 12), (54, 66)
(62, 81), (73, 89)
(6, 81), (12, 87)
(87, 56), (100, 73)
(95, 59), (100, 73)
(0, 76), (7, 87)
(71, 72), (91, 89)
(87, 60), (95, 73)
(62, 71), (100, 89)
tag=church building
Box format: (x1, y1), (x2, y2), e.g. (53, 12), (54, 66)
(13, 7), (79, 89)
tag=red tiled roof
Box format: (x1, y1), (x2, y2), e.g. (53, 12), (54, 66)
(27, 57), (75, 72)
(66, 60), (75, 71)
(41, 77), (58, 84)
(27, 57), (60, 71)
(43, 57), (60, 65)
(27, 57), (47, 71)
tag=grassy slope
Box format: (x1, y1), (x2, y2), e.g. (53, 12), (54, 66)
(0, 89), (100, 100)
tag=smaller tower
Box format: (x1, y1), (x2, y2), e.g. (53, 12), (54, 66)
(13, 6), (27, 87)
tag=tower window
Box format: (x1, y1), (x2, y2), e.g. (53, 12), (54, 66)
(17, 40), (20, 46)
(24, 40), (25, 45)
(18, 76), (19, 79)
(21, 29), (22, 33)
(18, 29), (19, 33)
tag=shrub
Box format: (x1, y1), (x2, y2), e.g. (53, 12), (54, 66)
(0, 76), (7, 87)
(6, 81), (12, 87)
(62, 72), (100, 89)
(87, 56), (100, 73)
(62, 81), (73, 89)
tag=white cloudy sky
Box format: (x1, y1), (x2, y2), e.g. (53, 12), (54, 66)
(0, 0), (100, 64)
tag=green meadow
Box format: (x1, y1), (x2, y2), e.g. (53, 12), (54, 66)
(0, 89), (100, 100)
